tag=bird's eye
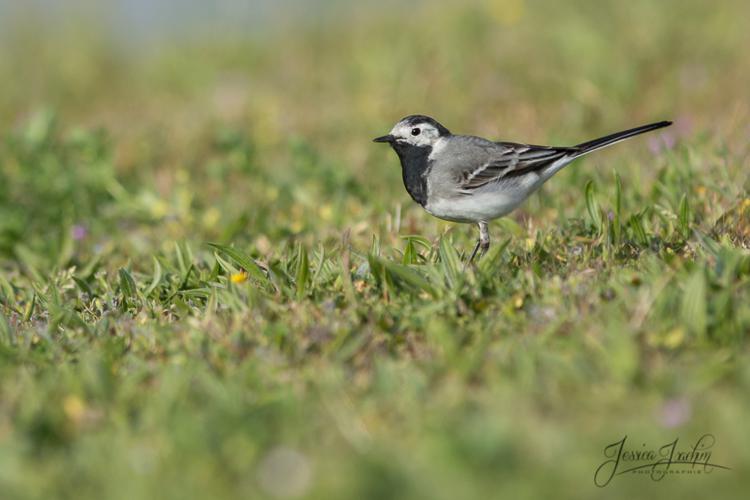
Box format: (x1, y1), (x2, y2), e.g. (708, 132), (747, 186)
(411, 128), (421, 136)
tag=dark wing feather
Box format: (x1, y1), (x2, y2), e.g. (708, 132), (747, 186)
(457, 143), (578, 192)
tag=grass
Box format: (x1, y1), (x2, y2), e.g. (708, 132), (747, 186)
(1, 0), (750, 498)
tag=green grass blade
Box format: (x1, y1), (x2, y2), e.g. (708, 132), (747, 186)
(144, 256), (163, 297)
(585, 180), (602, 234)
(438, 235), (461, 289)
(369, 255), (438, 298)
(679, 193), (691, 240)
(295, 242), (310, 299)
(118, 268), (138, 302)
(207, 243), (269, 284)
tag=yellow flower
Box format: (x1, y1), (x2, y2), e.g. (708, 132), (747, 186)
(319, 204), (333, 221)
(663, 328), (685, 349)
(202, 207), (221, 228)
(230, 271), (248, 284)
(488, 0), (525, 26)
(63, 395), (86, 423)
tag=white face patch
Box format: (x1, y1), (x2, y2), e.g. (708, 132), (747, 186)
(390, 121), (441, 148)
(427, 136), (448, 161)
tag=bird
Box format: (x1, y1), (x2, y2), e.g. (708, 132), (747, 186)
(373, 115), (672, 262)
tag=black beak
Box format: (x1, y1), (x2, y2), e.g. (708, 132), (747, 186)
(373, 134), (395, 143)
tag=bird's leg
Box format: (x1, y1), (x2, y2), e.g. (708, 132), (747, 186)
(468, 239), (481, 263)
(478, 221), (490, 257)
(468, 221), (490, 263)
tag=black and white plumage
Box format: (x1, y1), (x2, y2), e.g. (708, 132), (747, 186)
(374, 114), (672, 261)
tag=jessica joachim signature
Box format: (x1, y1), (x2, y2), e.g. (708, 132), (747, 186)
(594, 434), (730, 487)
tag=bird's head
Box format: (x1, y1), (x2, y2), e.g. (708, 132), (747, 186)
(373, 115), (451, 149)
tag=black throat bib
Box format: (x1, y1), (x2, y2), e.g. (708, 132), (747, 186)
(392, 142), (432, 207)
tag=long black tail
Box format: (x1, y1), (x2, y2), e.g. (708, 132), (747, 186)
(573, 121), (672, 157)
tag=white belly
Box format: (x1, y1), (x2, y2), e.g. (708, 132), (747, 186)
(424, 189), (528, 222)
(424, 174), (542, 223)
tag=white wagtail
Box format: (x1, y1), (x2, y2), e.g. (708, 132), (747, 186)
(374, 115), (671, 261)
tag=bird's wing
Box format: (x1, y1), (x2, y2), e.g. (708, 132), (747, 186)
(455, 141), (579, 192)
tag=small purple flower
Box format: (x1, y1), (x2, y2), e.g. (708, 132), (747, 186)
(648, 115), (692, 154)
(71, 224), (87, 241)
(658, 398), (692, 428)
(648, 131), (677, 154)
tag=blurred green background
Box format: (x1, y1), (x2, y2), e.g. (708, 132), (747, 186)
(0, 1), (749, 499)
